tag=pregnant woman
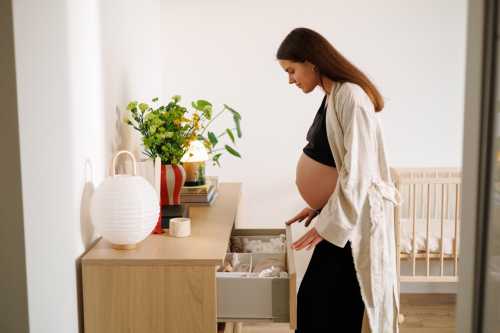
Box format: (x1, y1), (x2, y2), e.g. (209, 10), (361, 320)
(279, 28), (401, 332)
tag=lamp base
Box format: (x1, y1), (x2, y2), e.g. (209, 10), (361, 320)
(183, 161), (206, 186)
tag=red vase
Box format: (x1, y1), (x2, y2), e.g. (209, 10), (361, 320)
(152, 164), (186, 234)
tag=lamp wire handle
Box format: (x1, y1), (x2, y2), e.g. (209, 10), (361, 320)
(112, 150), (137, 176)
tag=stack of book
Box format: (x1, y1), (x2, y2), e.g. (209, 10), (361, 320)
(180, 176), (219, 206)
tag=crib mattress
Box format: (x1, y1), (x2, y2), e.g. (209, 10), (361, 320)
(399, 218), (459, 255)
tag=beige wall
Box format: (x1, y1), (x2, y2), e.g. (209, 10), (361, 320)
(0, 0), (29, 332)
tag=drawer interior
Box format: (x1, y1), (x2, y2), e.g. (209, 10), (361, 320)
(216, 227), (296, 328)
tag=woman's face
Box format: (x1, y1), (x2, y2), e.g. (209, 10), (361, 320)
(278, 59), (319, 93)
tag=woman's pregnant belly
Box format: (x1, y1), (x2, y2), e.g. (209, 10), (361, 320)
(296, 152), (338, 209)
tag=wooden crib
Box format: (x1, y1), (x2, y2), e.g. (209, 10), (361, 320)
(390, 168), (462, 283)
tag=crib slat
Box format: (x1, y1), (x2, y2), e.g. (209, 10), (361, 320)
(394, 180), (402, 297)
(420, 183), (424, 220)
(426, 183), (431, 277)
(454, 183), (460, 276)
(434, 181), (438, 220)
(448, 179), (452, 220)
(440, 183), (446, 276)
(412, 183), (417, 276)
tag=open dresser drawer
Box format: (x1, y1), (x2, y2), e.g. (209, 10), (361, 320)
(216, 226), (297, 330)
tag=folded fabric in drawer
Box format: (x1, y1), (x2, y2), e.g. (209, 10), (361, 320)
(252, 253), (287, 278)
(230, 234), (286, 253)
(217, 253), (252, 273)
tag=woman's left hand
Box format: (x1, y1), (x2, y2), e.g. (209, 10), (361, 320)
(291, 227), (324, 251)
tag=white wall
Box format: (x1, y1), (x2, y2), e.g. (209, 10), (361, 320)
(12, 0), (161, 331)
(159, 0), (467, 230)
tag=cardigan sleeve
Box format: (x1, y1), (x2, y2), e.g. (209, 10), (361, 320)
(314, 84), (377, 248)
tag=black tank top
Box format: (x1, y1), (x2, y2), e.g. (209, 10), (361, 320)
(302, 95), (336, 168)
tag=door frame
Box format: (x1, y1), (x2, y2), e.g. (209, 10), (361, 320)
(458, 0), (499, 332)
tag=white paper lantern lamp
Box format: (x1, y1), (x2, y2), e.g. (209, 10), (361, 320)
(91, 151), (159, 250)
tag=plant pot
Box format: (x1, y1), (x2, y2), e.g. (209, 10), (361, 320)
(160, 163), (186, 205)
(152, 163), (186, 234)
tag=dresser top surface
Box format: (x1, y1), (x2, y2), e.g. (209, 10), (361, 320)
(82, 182), (241, 266)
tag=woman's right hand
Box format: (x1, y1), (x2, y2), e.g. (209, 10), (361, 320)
(285, 207), (320, 227)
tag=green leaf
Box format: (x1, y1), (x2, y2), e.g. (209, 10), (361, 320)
(224, 104), (241, 120)
(208, 131), (218, 146)
(139, 103), (149, 113)
(226, 128), (235, 143)
(152, 97), (159, 102)
(192, 100), (213, 119)
(234, 116), (242, 138)
(224, 144), (241, 158)
(192, 99), (212, 110)
(127, 101), (138, 111)
(172, 95), (181, 103)
(222, 104), (242, 138)
(212, 153), (222, 167)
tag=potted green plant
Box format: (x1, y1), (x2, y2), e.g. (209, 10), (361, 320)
(125, 95), (242, 205)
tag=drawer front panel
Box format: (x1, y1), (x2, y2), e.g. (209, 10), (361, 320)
(216, 276), (289, 321)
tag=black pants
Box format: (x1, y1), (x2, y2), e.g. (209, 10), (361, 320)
(295, 240), (364, 333)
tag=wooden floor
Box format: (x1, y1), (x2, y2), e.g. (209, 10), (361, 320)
(220, 294), (456, 333)
(398, 294), (455, 333)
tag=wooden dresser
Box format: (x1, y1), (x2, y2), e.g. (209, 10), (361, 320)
(82, 182), (297, 333)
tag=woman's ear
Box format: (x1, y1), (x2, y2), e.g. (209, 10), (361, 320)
(304, 60), (317, 72)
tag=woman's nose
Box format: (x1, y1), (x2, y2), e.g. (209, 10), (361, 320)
(288, 76), (296, 84)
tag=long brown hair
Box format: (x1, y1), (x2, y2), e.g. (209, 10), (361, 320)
(276, 27), (384, 112)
